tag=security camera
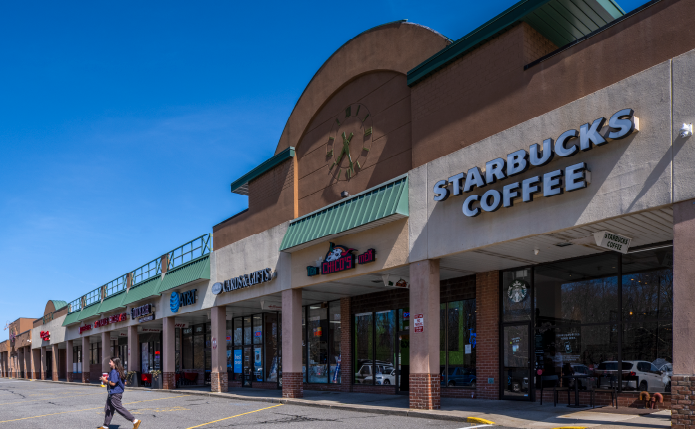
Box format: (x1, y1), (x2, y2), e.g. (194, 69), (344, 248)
(680, 123), (693, 138)
(340, 191), (349, 198)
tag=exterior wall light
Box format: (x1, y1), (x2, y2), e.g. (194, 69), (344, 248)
(341, 191), (350, 198)
(680, 123), (693, 138)
(534, 248), (540, 256)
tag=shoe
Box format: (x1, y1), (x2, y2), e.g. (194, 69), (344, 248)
(132, 419), (141, 429)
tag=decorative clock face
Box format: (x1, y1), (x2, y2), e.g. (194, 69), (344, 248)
(326, 103), (373, 181)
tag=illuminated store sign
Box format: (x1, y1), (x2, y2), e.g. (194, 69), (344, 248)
(79, 324), (92, 334)
(39, 331), (50, 341)
(131, 304), (154, 320)
(212, 268), (275, 295)
(170, 289), (197, 313)
(432, 109), (639, 217)
(306, 243), (376, 277)
(94, 313), (127, 328)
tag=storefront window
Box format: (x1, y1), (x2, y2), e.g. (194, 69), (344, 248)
(193, 325), (204, 369)
(354, 312), (373, 384)
(264, 313), (279, 382)
(503, 269), (532, 322)
(72, 346), (82, 373)
(90, 342), (101, 365)
(302, 309), (306, 382)
(502, 246), (673, 395)
(232, 318), (242, 381)
(308, 305), (328, 383)
(441, 299), (476, 388)
(329, 301), (341, 383)
(226, 320), (233, 374)
(175, 328), (181, 372)
(243, 316), (252, 346)
(375, 310), (395, 384)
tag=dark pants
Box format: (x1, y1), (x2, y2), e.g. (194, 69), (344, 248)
(104, 393), (135, 426)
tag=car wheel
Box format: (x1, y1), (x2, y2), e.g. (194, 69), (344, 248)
(447, 381), (455, 387)
(383, 379), (391, 385)
(512, 382), (521, 393)
(639, 380), (648, 392)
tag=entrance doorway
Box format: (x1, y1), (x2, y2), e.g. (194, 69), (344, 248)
(45, 350), (52, 379)
(502, 323), (532, 400)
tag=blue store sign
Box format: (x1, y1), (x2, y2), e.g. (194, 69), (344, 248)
(170, 289), (197, 313)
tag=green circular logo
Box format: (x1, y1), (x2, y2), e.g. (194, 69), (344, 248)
(507, 279), (529, 303)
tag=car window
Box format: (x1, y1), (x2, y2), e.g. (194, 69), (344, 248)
(650, 364), (660, 373)
(637, 362), (649, 372)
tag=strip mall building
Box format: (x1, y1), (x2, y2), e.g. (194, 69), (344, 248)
(3, 0), (695, 425)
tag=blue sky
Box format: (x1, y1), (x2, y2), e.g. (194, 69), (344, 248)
(0, 0), (647, 339)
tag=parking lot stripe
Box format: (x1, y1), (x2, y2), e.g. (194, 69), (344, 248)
(186, 404), (283, 429)
(0, 394), (191, 423)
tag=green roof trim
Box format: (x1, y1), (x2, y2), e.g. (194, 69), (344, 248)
(122, 276), (162, 307)
(50, 300), (68, 311)
(230, 147), (295, 195)
(62, 310), (82, 327)
(98, 291), (127, 314)
(77, 302), (102, 322)
(407, 0), (625, 86)
(157, 255), (210, 295)
(280, 175), (409, 251)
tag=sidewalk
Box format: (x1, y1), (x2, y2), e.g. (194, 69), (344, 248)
(24, 378), (671, 428)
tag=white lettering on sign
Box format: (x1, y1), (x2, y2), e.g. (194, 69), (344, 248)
(593, 231), (632, 254)
(413, 314), (424, 333)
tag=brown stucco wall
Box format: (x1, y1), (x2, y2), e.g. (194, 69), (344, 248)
(411, 0), (695, 167)
(297, 71), (413, 216)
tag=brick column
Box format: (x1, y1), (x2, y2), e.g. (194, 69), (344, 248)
(66, 340), (73, 382)
(339, 297), (352, 392)
(127, 325), (140, 379)
(673, 199), (695, 428)
(282, 288), (303, 398)
(40, 347), (47, 380)
(210, 306), (228, 392)
(162, 316), (176, 390)
(17, 348), (24, 379)
(24, 347), (31, 379)
(51, 344), (60, 381)
(81, 336), (90, 383)
(409, 259), (441, 410)
(101, 332), (110, 376)
(31, 348), (40, 379)
(476, 271), (499, 400)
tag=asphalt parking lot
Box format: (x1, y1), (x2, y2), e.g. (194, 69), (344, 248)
(0, 379), (483, 429)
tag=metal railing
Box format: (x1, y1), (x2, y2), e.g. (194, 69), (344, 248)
(65, 234), (212, 314)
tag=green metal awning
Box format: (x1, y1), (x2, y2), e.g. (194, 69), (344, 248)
(62, 310), (82, 326)
(157, 255), (210, 294)
(98, 292), (126, 314)
(77, 302), (102, 322)
(50, 300), (68, 311)
(280, 175), (409, 251)
(121, 276), (162, 307)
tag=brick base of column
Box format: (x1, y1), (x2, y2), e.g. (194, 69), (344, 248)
(162, 372), (176, 390)
(52, 372), (59, 381)
(282, 372), (303, 398)
(82, 372), (90, 383)
(409, 373), (441, 410)
(66, 372), (74, 382)
(210, 372), (228, 392)
(672, 375), (695, 428)
(40, 371), (45, 380)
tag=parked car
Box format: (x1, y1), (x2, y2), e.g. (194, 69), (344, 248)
(597, 360), (668, 392)
(375, 368), (396, 385)
(442, 367), (476, 388)
(654, 361), (672, 392)
(355, 360), (394, 384)
(569, 364), (592, 390)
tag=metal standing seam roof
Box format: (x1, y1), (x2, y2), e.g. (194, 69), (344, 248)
(76, 302), (102, 322)
(50, 300), (68, 311)
(157, 255), (210, 295)
(280, 175), (409, 251)
(62, 310), (82, 326)
(121, 276), (162, 307)
(407, 0), (624, 86)
(98, 291), (127, 314)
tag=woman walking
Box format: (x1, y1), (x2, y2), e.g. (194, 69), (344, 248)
(99, 357), (141, 429)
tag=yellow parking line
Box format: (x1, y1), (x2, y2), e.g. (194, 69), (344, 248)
(186, 404), (283, 429)
(0, 394), (190, 423)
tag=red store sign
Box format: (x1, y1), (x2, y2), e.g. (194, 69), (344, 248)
(79, 325), (92, 334)
(39, 331), (50, 341)
(92, 313), (128, 329)
(306, 243), (376, 277)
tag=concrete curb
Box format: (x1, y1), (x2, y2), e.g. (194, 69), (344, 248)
(19, 378), (476, 423)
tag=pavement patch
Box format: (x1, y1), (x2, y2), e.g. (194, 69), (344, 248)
(185, 403), (283, 428)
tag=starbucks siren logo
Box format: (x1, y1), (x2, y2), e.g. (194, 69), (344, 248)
(507, 279), (529, 303)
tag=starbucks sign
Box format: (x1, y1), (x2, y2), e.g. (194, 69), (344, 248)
(507, 279), (529, 303)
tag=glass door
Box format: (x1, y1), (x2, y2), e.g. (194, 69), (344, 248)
(502, 323), (532, 400)
(242, 346), (253, 387)
(397, 332), (409, 393)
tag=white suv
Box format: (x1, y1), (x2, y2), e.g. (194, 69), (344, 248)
(598, 360), (668, 392)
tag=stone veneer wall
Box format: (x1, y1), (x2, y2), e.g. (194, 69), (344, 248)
(672, 376), (694, 428)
